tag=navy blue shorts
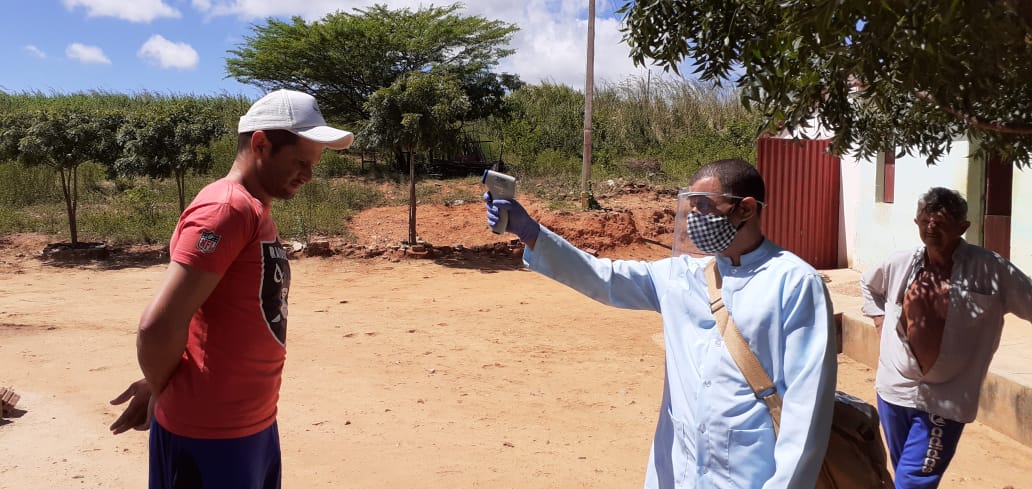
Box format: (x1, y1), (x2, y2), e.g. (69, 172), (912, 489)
(877, 396), (965, 489)
(149, 419), (281, 489)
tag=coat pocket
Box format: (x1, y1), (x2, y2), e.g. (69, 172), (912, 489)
(669, 415), (696, 486)
(725, 427), (776, 487)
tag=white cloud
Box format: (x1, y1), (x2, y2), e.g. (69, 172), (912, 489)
(64, 0), (181, 23)
(24, 45), (47, 59)
(138, 35), (200, 70)
(192, 0), (212, 11)
(198, 0), (655, 88)
(488, 2), (655, 88)
(203, 0), (364, 21)
(66, 43), (112, 65)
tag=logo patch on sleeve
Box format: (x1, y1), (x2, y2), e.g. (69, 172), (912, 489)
(196, 230), (221, 254)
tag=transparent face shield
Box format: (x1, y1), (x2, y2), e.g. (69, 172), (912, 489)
(672, 189), (709, 258)
(672, 189), (763, 258)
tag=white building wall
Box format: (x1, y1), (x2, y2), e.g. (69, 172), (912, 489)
(846, 140), (981, 272)
(776, 123), (991, 272)
(839, 153), (862, 268)
(1011, 169), (1032, 273)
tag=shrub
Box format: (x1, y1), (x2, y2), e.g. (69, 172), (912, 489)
(0, 162), (59, 206)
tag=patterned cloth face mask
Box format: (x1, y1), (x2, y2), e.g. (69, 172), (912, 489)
(687, 206), (739, 254)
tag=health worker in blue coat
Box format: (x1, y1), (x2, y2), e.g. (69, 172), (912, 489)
(484, 158), (837, 489)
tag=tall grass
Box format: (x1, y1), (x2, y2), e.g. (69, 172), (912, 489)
(0, 162), (59, 206)
(0, 80), (760, 246)
(499, 76), (762, 183)
(273, 179), (386, 243)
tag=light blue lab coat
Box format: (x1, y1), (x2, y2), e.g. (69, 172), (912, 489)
(524, 227), (836, 489)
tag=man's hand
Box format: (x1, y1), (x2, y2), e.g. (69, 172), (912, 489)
(109, 378), (153, 435)
(872, 315), (884, 335)
(484, 192), (540, 244)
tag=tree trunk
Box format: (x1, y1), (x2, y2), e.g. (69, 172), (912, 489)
(59, 166), (79, 246)
(176, 169), (187, 213)
(395, 149), (407, 174)
(408, 147), (417, 245)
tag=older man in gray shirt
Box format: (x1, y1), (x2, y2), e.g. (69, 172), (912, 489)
(860, 186), (1032, 489)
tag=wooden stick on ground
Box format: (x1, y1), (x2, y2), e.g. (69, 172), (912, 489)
(0, 387), (20, 417)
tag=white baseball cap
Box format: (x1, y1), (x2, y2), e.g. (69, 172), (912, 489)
(238, 89), (355, 150)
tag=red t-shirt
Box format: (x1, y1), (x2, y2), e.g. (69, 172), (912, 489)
(155, 178), (290, 439)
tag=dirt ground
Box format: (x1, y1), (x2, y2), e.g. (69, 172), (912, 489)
(1, 182), (1030, 488)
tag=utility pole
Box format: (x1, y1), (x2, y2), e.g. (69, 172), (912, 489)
(581, 0), (595, 208)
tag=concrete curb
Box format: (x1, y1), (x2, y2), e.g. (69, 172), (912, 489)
(839, 312), (1032, 448)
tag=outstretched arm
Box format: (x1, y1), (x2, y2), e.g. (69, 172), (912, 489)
(483, 192), (665, 311)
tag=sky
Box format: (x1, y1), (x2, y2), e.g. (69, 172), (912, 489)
(0, 0), (664, 99)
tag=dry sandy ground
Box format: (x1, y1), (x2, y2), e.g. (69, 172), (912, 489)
(1, 193), (1030, 488)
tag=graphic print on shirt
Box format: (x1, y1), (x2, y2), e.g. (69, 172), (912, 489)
(196, 229), (221, 254)
(260, 240), (291, 346)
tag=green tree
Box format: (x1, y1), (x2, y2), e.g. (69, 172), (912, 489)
(500, 83), (585, 166)
(116, 100), (228, 212)
(0, 110), (34, 162)
(620, 1), (1032, 165)
(362, 71), (471, 244)
(225, 3), (520, 130)
(17, 108), (124, 246)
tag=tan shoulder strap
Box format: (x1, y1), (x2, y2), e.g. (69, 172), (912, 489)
(705, 260), (783, 437)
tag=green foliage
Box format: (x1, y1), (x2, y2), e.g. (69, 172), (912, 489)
(362, 71), (472, 153)
(620, 0), (1032, 166)
(78, 162), (110, 194)
(498, 77), (761, 182)
(498, 83), (584, 164)
(207, 134), (240, 177)
(17, 108), (124, 171)
(0, 78), (762, 246)
(115, 99), (229, 211)
(225, 3), (521, 130)
(657, 128), (756, 179)
(0, 203), (65, 235)
(525, 149), (582, 177)
(115, 100), (227, 178)
(122, 185), (165, 230)
(362, 70), (472, 243)
(272, 178), (385, 243)
(0, 206), (34, 234)
(77, 198), (180, 245)
(15, 107), (125, 245)
(315, 152), (364, 178)
(0, 162), (58, 206)
(0, 111), (35, 162)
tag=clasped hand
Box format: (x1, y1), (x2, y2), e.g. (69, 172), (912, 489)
(109, 378), (154, 435)
(483, 192), (540, 243)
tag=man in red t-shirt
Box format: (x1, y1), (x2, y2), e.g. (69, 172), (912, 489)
(109, 89), (353, 489)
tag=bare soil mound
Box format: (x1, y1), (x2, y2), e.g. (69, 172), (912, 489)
(346, 181), (677, 261)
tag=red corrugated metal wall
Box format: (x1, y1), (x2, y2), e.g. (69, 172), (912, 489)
(756, 138), (841, 269)
(983, 154), (1012, 259)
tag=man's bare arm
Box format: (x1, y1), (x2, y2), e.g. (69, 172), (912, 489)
(137, 261), (222, 395)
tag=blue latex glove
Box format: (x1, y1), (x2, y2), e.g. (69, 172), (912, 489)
(483, 192), (540, 243)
